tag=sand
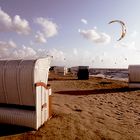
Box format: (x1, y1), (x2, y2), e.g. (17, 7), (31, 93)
(0, 72), (140, 140)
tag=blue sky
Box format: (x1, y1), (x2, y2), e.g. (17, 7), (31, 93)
(0, 0), (140, 68)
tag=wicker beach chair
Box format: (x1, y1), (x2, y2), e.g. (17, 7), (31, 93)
(128, 65), (140, 88)
(0, 57), (52, 130)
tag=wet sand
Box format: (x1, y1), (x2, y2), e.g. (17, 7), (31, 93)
(0, 72), (140, 140)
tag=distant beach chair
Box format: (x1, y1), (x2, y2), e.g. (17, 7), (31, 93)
(77, 66), (89, 80)
(0, 57), (52, 130)
(128, 65), (140, 88)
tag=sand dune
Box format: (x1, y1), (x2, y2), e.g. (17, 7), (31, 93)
(0, 73), (140, 140)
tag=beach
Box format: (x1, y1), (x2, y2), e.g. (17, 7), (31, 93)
(0, 0), (139, 139)
(0, 72), (140, 140)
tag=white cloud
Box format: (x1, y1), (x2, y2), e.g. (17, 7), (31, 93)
(12, 45), (37, 58)
(0, 39), (64, 62)
(47, 48), (65, 61)
(35, 48), (65, 62)
(73, 48), (78, 55)
(35, 31), (47, 43)
(0, 40), (37, 59)
(79, 28), (111, 44)
(81, 18), (88, 24)
(114, 41), (136, 50)
(0, 8), (31, 35)
(0, 7), (12, 31)
(13, 15), (31, 35)
(35, 17), (58, 38)
(0, 40), (16, 50)
(0, 40), (17, 58)
(130, 30), (138, 38)
(8, 40), (17, 48)
(34, 17), (58, 44)
(94, 26), (97, 30)
(79, 29), (100, 40)
(35, 48), (65, 65)
(95, 33), (111, 44)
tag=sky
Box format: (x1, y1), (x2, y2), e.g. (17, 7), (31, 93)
(0, 0), (140, 68)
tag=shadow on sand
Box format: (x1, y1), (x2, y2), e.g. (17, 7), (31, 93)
(0, 123), (33, 137)
(56, 87), (139, 95)
(48, 78), (78, 81)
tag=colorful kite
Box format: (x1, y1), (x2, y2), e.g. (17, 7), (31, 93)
(108, 20), (126, 41)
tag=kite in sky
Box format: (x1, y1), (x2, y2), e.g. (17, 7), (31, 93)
(108, 20), (126, 41)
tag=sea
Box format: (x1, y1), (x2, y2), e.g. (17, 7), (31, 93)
(89, 68), (128, 81)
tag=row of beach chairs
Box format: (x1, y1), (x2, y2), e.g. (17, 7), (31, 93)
(0, 57), (139, 130)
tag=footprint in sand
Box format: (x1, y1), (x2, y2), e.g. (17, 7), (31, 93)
(135, 122), (140, 125)
(74, 108), (83, 112)
(97, 120), (104, 124)
(115, 112), (123, 116)
(105, 113), (111, 117)
(74, 105), (83, 112)
(93, 97), (98, 100)
(126, 110), (130, 113)
(99, 102), (103, 105)
(133, 110), (139, 115)
(97, 106), (102, 110)
(96, 116), (105, 124)
(116, 118), (122, 120)
(54, 103), (61, 106)
(65, 103), (71, 107)
(65, 104), (83, 112)
(114, 105), (118, 108)
(108, 101), (113, 104)
(88, 111), (93, 115)
(97, 116), (105, 120)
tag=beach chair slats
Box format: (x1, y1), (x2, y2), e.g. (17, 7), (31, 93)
(0, 107), (36, 128)
(18, 60), (36, 106)
(0, 60), (36, 106)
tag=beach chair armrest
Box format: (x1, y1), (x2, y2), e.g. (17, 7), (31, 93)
(35, 82), (51, 90)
